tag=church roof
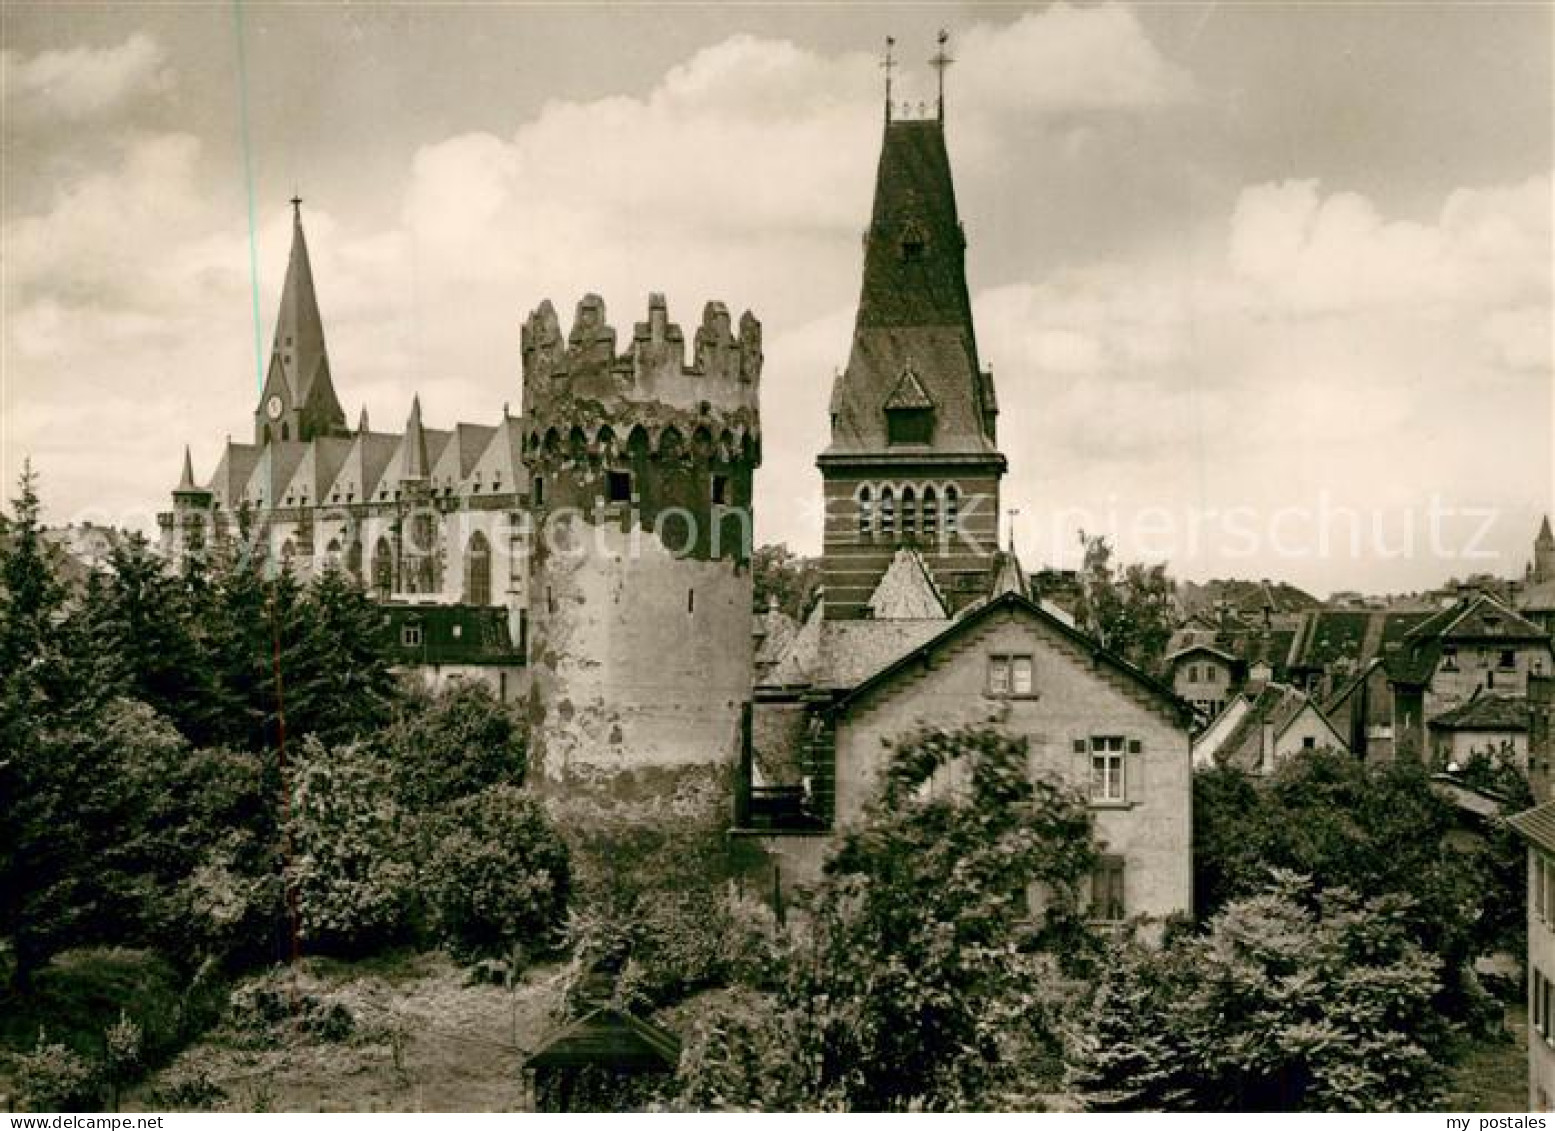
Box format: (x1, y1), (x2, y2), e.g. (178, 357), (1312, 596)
(327, 428), (400, 504)
(868, 547), (949, 619)
(464, 414), (527, 499)
(278, 435), (353, 508)
(207, 442), (262, 509)
(430, 422), (498, 495)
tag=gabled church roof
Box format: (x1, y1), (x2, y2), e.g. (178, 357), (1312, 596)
(464, 413), (527, 499)
(327, 427), (399, 504)
(207, 442), (262, 509)
(242, 441), (308, 510)
(278, 435), (353, 508)
(868, 547), (949, 619)
(430, 422), (498, 494)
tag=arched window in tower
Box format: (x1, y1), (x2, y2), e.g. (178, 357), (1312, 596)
(901, 486), (917, 539)
(880, 486), (895, 538)
(858, 486), (873, 538)
(372, 536), (393, 599)
(922, 486), (939, 543)
(465, 530), (492, 606)
(944, 485), (959, 537)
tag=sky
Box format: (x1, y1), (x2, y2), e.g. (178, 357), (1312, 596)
(2, 1), (1551, 597)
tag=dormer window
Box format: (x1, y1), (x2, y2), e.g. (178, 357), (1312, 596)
(899, 219), (926, 262)
(883, 364), (936, 446)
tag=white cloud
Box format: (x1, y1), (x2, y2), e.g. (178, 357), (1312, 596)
(955, 3), (1197, 115)
(2, 33), (172, 125)
(1228, 174), (1551, 314)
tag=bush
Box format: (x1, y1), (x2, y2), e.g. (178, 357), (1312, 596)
(425, 785), (571, 960)
(11, 1033), (100, 1111)
(1074, 872), (1448, 1112)
(287, 740), (416, 955)
(155, 1066), (228, 1111)
(380, 682), (527, 809)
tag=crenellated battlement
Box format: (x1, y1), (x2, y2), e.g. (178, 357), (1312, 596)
(521, 293), (762, 425)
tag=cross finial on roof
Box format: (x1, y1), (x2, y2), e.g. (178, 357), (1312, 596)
(881, 35), (896, 123)
(1006, 507), (1019, 552)
(929, 29), (954, 121)
(290, 194), (303, 218)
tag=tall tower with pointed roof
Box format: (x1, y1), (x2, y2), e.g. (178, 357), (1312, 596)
(817, 42), (1005, 619)
(254, 200), (348, 445)
(1535, 516), (1555, 585)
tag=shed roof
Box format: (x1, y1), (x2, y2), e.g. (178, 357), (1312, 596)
(525, 1007), (681, 1072)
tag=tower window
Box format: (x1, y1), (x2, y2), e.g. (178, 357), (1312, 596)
(687, 588), (695, 614)
(532, 475), (545, 506)
(607, 470), (633, 503)
(858, 486), (873, 538)
(886, 406), (934, 445)
(944, 486), (959, 536)
(712, 474), (729, 505)
(901, 486), (917, 539)
(922, 487), (938, 542)
(880, 487), (895, 538)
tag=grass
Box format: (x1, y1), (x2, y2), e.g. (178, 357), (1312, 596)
(1442, 1004), (1529, 1112)
(129, 951), (567, 1112)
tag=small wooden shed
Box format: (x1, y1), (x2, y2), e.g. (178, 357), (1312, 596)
(524, 1006), (682, 1112)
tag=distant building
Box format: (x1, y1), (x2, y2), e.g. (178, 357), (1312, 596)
(159, 201), (530, 701)
(1191, 681), (1349, 773)
(1388, 593), (1554, 758)
(1165, 642), (1239, 721)
(1428, 693), (1530, 772)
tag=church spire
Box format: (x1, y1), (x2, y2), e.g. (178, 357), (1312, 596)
(358, 405), (370, 434)
(272, 198), (329, 399)
(255, 197), (346, 444)
(177, 444), (196, 491)
(402, 395), (429, 481)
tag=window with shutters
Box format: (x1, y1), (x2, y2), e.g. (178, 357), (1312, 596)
(1090, 855), (1126, 922)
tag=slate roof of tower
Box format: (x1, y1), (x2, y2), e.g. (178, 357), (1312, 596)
(823, 118), (998, 461)
(272, 203), (330, 405)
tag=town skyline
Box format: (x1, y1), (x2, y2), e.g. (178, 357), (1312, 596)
(3, 2), (1550, 594)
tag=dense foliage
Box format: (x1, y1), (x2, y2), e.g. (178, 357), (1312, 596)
(1192, 749), (1521, 1021)
(673, 723), (1102, 1112)
(751, 543), (821, 620)
(0, 470), (569, 1107)
(1075, 873), (1448, 1111)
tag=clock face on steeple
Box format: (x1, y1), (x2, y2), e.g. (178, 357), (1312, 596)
(266, 395), (284, 420)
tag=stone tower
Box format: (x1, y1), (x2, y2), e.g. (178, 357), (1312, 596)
(520, 293), (763, 796)
(254, 200), (348, 446)
(168, 445), (213, 560)
(1535, 516), (1555, 585)
(817, 99), (1005, 619)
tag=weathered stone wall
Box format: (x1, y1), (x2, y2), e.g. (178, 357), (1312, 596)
(522, 293), (762, 800)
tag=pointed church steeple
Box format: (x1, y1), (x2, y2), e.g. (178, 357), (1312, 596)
(358, 405), (370, 434)
(254, 198), (347, 444)
(401, 396), (429, 481)
(172, 444), (211, 504)
(1534, 515), (1555, 585)
(817, 63), (1005, 620)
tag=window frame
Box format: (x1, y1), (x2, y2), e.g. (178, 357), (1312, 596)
(1089, 735), (1127, 804)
